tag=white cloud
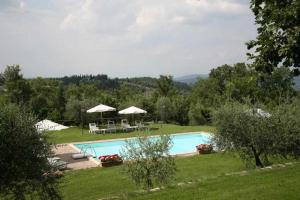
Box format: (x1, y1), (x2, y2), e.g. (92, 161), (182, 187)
(0, 0), (256, 78)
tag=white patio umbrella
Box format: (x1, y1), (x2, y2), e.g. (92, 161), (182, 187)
(118, 106), (147, 115)
(87, 104), (116, 123)
(35, 119), (69, 132)
(118, 106), (147, 123)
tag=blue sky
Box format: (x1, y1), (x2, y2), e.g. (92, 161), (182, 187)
(0, 0), (257, 78)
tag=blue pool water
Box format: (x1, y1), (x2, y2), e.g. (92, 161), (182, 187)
(74, 133), (211, 159)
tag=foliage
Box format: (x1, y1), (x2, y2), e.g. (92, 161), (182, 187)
(213, 101), (300, 167)
(209, 63), (259, 102)
(0, 104), (60, 200)
(247, 0), (300, 75)
(29, 78), (66, 121)
(172, 94), (190, 125)
(155, 97), (175, 122)
(270, 101), (300, 158)
(257, 67), (296, 105)
(156, 75), (176, 97)
(64, 97), (99, 125)
(188, 102), (211, 125)
(121, 135), (176, 190)
(0, 65), (32, 105)
(189, 63), (296, 120)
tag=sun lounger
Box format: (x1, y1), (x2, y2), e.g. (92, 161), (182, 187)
(107, 120), (117, 133)
(48, 157), (68, 170)
(135, 120), (148, 131)
(121, 119), (137, 132)
(72, 153), (92, 159)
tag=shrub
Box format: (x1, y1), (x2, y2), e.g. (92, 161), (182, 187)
(121, 135), (176, 190)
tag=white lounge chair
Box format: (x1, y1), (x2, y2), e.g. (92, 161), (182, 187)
(89, 123), (101, 134)
(48, 157), (67, 170)
(135, 120), (148, 131)
(107, 120), (117, 133)
(121, 119), (137, 132)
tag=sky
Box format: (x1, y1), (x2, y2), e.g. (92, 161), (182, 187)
(0, 0), (257, 78)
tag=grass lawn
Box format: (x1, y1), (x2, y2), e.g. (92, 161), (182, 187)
(132, 163), (300, 200)
(47, 124), (215, 144)
(60, 153), (300, 200)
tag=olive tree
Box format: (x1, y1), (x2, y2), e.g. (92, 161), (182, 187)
(0, 104), (61, 200)
(121, 135), (176, 191)
(213, 101), (300, 168)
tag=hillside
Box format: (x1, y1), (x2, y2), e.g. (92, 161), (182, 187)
(50, 74), (191, 92)
(175, 74), (208, 85)
(175, 74), (300, 91)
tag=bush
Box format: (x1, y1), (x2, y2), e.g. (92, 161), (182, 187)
(121, 135), (176, 190)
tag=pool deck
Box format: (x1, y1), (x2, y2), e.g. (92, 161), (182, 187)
(53, 144), (99, 170)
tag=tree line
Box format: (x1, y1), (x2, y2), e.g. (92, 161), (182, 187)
(0, 62), (299, 126)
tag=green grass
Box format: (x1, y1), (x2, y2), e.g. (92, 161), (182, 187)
(132, 163), (300, 200)
(60, 153), (243, 200)
(47, 124), (215, 144)
(60, 153), (300, 200)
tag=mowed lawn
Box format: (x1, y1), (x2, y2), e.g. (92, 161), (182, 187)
(60, 153), (300, 200)
(47, 124), (215, 144)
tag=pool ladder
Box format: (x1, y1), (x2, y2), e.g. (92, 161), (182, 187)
(79, 144), (97, 158)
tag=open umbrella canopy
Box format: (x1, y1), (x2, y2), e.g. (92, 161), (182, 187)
(35, 119), (69, 132)
(118, 106), (147, 114)
(87, 104), (116, 113)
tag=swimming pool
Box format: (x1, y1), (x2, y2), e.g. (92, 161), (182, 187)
(74, 132), (211, 160)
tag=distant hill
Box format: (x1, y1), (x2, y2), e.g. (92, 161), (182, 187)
(175, 74), (300, 90)
(50, 74), (191, 92)
(175, 74), (208, 85)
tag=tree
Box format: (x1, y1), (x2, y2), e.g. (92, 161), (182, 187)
(213, 101), (300, 168)
(30, 94), (49, 119)
(188, 102), (211, 125)
(64, 97), (99, 125)
(155, 97), (175, 123)
(190, 78), (222, 108)
(1, 65), (32, 105)
(56, 83), (66, 120)
(257, 67), (296, 105)
(156, 75), (176, 97)
(0, 104), (61, 199)
(270, 101), (300, 158)
(121, 135), (176, 190)
(172, 94), (190, 125)
(29, 78), (66, 121)
(247, 0), (300, 75)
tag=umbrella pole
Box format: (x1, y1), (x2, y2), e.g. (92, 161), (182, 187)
(132, 114), (134, 125)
